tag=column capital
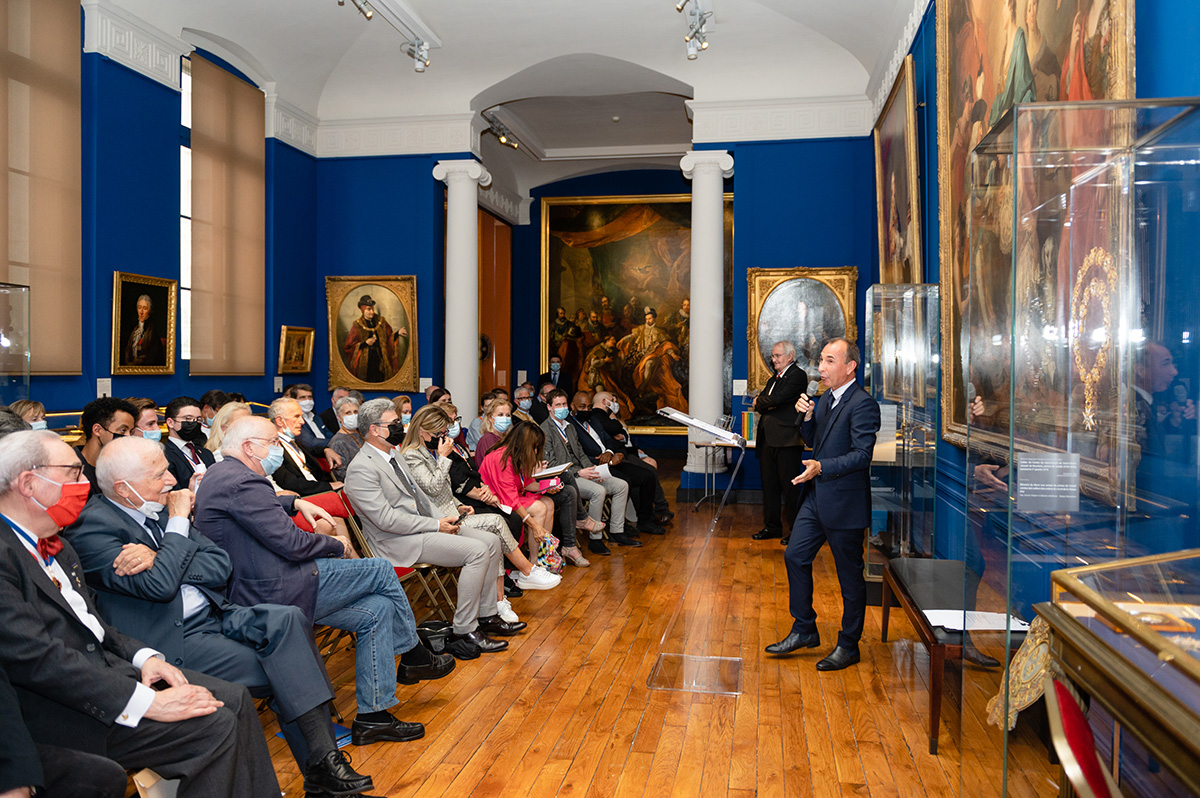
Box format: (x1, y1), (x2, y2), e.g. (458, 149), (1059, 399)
(680, 150), (734, 179)
(433, 159), (492, 188)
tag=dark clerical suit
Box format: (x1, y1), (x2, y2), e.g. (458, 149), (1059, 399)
(65, 496), (336, 765)
(753, 360), (808, 536)
(163, 437), (216, 492)
(784, 380), (880, 651)
(0, 520), (279, 798)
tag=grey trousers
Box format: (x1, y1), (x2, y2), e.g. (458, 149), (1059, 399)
(576, 474), (629, 536)
(402, 528), (502, 635)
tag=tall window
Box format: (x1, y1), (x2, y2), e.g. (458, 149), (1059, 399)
(180, 57), (192, 360)
(187, 53), (265, 375)
(1, 0), (82, 374)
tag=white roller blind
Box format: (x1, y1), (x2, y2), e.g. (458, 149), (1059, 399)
(0, 0), (81, 374)
(189, 54), (265, 375)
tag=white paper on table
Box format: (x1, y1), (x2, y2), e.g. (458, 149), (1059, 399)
(922, 610), (1031, 632)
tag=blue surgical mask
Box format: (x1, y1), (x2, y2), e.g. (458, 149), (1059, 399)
(256, 444), (285, 476)
(401, 412), (412, 425)
(494, 416), (512, 433)
(517, 399), (532, 411)
(553, 407), (570, 421)
(447, 422), (461, 439)
(140, 427), (162, 442)
(550, 363), (561, 372)
(30, 420), (47, 431)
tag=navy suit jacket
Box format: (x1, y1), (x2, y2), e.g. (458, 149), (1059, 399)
(0, 522), (147, 755)
(298, 414), (334, 453)
(192, 458), (343, 621)
(163, 437), (216, 492)
(797, 380), (880, 530)
(64, 496), (234, 668)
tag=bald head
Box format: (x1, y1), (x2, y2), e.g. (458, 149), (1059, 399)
(96, 436), (167, 497)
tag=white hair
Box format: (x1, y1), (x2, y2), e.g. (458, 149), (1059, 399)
(0, 431), (62, 496)
(267, 397), (299, 421)
(96, 436), (162, 497)
(334, 396), (360, 414)
(221, 415), (275, 457)
(774, 340), (797, 359)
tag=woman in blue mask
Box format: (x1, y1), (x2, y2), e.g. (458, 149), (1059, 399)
(328, 396), (363, 481)
(10, 399), (48, 431)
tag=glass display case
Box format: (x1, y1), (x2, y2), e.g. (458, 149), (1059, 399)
(864, 283), (940, 581)
(1040, 550), (1200, 795)
(0, 283), (30, 406)
(958, 99), (1200, 795)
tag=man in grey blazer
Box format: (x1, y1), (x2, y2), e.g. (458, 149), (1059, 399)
(63, 436), (361, 790)
(541, 389), (639, 548)
(344, 399), (522, 658)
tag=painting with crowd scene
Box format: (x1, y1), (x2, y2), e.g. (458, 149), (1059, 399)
(278, 325), (315, 374)
(325, 276), (418, 392)
(746, 267), (858, 394)
(937, 0), (1133, 446)
(111, 271), (176, 375)
(874, 54), (922, 285)
(541, 194), (733, 427)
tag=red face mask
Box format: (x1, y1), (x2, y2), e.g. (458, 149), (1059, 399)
(32, 474), (91, 528)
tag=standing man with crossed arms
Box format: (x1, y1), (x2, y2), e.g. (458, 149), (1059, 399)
(766, 337), (880, 672)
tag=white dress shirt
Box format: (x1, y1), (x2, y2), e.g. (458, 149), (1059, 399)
(7, 521), (160, 727)
(168, 436), (207, 474)
(828, 379), (854, 408)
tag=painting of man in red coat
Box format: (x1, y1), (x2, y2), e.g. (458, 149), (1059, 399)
(342, 294), (408, 383)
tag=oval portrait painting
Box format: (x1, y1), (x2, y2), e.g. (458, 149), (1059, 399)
(756, 278), (846, 375)
(336, 284), (411, 383)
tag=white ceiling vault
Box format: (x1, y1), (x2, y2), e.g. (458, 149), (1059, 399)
(91, 0), (931, 223)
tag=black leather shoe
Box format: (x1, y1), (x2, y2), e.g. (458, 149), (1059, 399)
(503, 574), (524, 597)
(752, 528), (780, 540)
(446, 636), (481, 660)
(477, 615), (527, 636)
(764, 631), (820, 654)
(351, 715), (425, 745)
(396, 651), (455, 685)
(303, 750), (373, 796)
(816, 647), (861, 671)
(964, 645), (1001, 668)
(587, 538), (612, 555)
(610, 533), (643, 547)
(655, 510), (675, 524)
(455, 629), (508, 653)
(637, 523), (666, 535)
(780, 536), (790, 546)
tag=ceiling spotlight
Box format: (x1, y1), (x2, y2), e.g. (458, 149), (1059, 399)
(682, 3), (712, 58)
(404, 39), (430, 72)
(349, 0), (373, 20)
(675, 0), (690, 10)
(686, 38), (700, 60)
(483, 114), (519, 149)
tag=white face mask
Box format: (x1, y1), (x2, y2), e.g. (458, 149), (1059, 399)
(607, 400), (619, 414)
(298, 400), (315, 413)
(122, 480), (166, 519)
(342, 413), (359, 430)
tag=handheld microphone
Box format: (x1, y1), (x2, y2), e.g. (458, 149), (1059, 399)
(967, 381), (977, 403)
(805, 380), (820, 401)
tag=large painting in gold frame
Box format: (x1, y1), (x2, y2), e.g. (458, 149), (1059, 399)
(875, 54), (922, 285)
(746, 267), (858, 394)
(936, 0), (1133, 446)
(540, 194), (733, 427)
(325, 276), (418, 392)
(111, 271), (176, 376)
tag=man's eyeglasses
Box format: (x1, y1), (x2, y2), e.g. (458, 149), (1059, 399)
(248, 436), (280, 447)
(33, 463), (85, 481)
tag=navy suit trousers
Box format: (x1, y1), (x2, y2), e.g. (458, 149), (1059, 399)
(784, 492), (866, 650)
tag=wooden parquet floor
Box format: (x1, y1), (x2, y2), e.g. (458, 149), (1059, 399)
(261, 463), (1061, 797)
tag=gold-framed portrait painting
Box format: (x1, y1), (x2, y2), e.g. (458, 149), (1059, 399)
(326, 276), (418, 392)
(936, 0), (1133, 445)
(875, 54), (922, 285)
(747, 267), (858, 394)
(111, 271), (176, 376)
(278, 326), (314, 374)
(541, 194), (733, 426)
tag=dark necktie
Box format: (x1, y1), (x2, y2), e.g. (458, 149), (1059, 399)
(185, 442), (201, 465)
(144, 514), (165, 547)
(389, 456), (414, 492)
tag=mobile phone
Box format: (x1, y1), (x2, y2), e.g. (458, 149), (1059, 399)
(454, 513), (466, 524)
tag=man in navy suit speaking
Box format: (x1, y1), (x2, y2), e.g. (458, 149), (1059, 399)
(766, 337), (880, 671)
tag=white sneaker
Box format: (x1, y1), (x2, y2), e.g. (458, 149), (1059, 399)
(497, 597), (520, 624)
(516, 565), (561, 590)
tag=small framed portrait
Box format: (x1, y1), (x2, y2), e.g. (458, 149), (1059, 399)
(278, 326), (315, 374)
(326, 276), (418, 392)
(747, 267), (858, 393)
(111, 272), (176, 375)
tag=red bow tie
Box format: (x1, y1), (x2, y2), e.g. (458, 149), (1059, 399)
(38, 535), (64, 562)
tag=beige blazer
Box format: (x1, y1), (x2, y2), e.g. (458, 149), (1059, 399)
(343, 442), (440, 567)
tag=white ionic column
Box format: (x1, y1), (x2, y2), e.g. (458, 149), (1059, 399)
(680, 150), (733, 473)
(433, 160), (491, 425)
